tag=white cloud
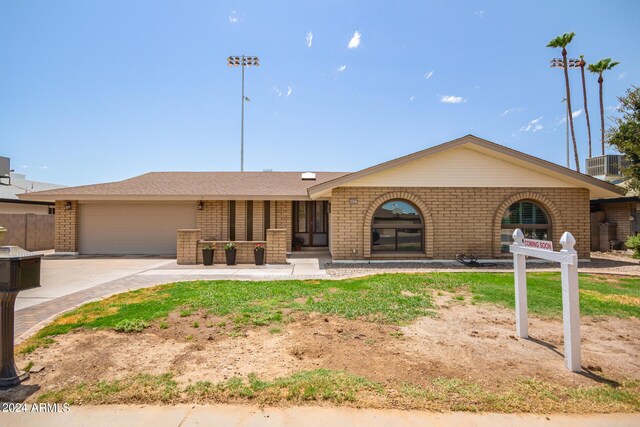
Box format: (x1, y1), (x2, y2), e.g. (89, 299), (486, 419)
(520, 116), (544, 132)
(424, 71), (434, 79)
(338, 65), (347, 72)
(440, 95), (467, 104)
(228, 10), (241, 24)
(273, 86), (293, 98)
(558, 109), (583, 123)
(474, 10), (485, 18)
(306, 32), (313, 48)
(348, 31), (361, 49)
(410, 96), (415, 101)
(502, 107), (523, 116)
(20, 164), (48, 169)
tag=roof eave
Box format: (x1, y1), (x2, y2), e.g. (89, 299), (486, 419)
(18, 193), (313, 202)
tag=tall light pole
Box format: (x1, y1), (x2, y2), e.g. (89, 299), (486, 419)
(227, 55), (260, 171)
(561, 98), (569, 168)
(550, 58), (579, 170)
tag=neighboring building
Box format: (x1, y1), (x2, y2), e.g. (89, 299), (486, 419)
(590, 196), (639, 251)
(20, 135), (621, 260)
(586, 154), (639, 250)
(0, 156), (64, 214)
(0, 157), (65, 250)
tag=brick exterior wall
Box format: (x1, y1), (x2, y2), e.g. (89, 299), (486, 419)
(196, 201), (228, 240)
(274, 200), (292, 253)
(330, 187), (591, 260)
(235, 201), (246, 241)
(600, 202), (637, 242)
(55, 200), (79, 253)
(191, 200), (290, 253)
(270, 201), (276, 230)
(254, 201), (264, 241)
(266, 229), (287, 263)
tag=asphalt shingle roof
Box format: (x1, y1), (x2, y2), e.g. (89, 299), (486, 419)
(19, 171), (350, 200)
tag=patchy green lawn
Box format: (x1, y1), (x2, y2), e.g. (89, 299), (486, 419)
(423, 272), (640, 318)
(19, 272), (639, 355)
(17, 272), (640, 412)
(36, 370), (640, 413)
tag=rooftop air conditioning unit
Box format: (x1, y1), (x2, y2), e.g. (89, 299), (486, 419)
(585, 155), (630, 182)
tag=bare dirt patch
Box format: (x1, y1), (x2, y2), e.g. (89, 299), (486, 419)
(402, 294), (640, 389)
(17, 294), (640, 402)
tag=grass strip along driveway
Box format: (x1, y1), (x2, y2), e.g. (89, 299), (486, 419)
(18, 272), (640, 412)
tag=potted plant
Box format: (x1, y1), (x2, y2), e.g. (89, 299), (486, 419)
(293, 236), (304, 251)
(224, 242), (237, 265)
(254, 243), (265, 265)
(202, 243), (214, 266)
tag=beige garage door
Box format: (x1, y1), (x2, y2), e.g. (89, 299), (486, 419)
(79, 202), (197, 255)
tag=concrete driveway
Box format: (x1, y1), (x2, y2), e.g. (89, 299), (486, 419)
(16, 257), (174, 311)
(14, 254), (330, 340)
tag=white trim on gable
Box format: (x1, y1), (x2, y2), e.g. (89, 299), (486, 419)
(308, 135), (622, 199)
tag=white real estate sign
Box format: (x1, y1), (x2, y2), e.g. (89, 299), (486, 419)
(509, 229), (581, 373)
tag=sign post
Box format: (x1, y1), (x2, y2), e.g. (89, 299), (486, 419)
(509, 229), (581, 372)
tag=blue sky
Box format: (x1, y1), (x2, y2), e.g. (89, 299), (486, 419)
(1, 1), (639, 186)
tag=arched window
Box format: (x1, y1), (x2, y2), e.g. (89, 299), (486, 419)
(372, 200), (423, 252)
(501, 200), (551, 253)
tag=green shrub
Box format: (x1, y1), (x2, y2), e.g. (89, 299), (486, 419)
(113, 319), (149, 333)
(626, 235), (640, 258)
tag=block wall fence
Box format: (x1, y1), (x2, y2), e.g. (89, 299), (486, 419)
(177, 228), (287, 265)
(0, 213), (54, 251)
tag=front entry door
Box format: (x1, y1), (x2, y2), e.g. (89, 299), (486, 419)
(293, 201), (328, 247)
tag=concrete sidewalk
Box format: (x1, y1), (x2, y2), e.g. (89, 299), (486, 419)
(142, 257), (330, 278)
(2, 405), (638, 426)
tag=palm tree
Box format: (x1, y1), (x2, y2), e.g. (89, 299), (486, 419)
(588, 58), (620, 155)
(578, 55), (593, 158)
(547, 32), (580, 172)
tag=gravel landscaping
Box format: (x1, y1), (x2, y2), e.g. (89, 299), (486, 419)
(324, 251), (640, 278)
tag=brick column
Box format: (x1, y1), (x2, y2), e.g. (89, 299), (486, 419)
(55, 200), (79, 253)
(266, 229), (287, 264)
(275, 201), (292, 253)
(177, 229), (202, 265)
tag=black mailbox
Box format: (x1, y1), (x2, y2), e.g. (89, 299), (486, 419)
(0, 247), (42, 292)
(0, 246), (42, 388)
